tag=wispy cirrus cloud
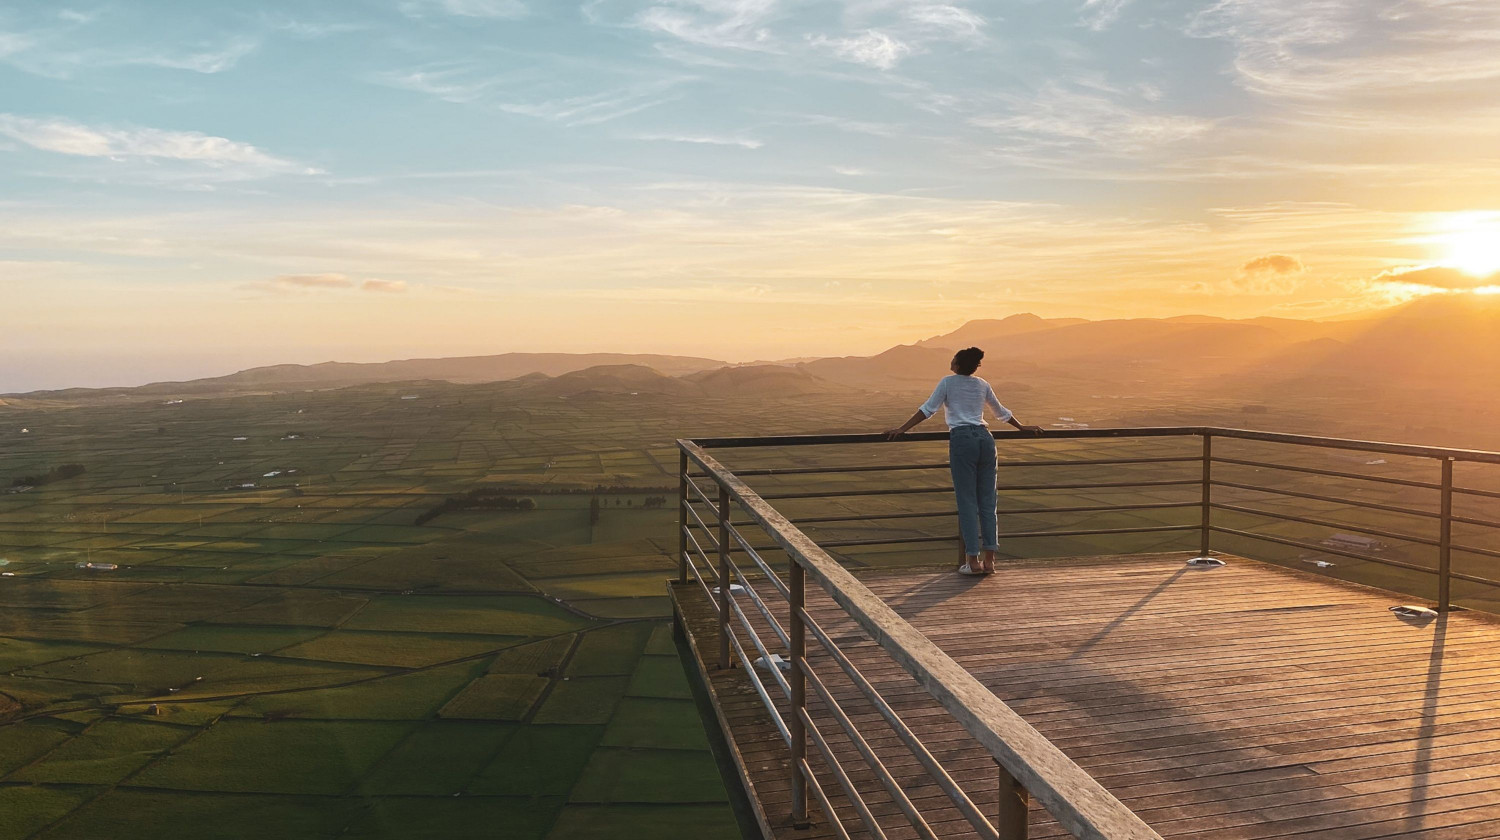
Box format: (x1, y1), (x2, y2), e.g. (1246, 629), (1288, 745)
(808, 30), (910, 69)
(627, 0), (782, 52)
(902, 4), (987, 45)
(276, 273), (354, 289)
(1080, 0), (1130, 31)
(375, 61), (688, 126)
(362, 279), (409, 293)
(0, 114), (317, 178)
(628, 132), (763, 149)
(498, 83), (685, 126)
(372, 63), (501, 104)
(0, 16), (258, 79)
(971, 83), (1213, 156)
(1188, 0), (1500, 104)
(399, 0), (529, 20)
(243, 274), (412, 295)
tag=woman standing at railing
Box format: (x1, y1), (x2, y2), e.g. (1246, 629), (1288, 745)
(885, 347), (1043, 575)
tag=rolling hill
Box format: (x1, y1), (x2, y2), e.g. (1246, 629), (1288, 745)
(4, 352), (726, 400)
(11, 294), (1500, 415)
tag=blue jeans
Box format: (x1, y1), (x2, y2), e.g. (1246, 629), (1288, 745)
(949, 425), (998, 556)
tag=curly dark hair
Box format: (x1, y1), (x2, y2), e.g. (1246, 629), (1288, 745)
(952, 347), (984, 375)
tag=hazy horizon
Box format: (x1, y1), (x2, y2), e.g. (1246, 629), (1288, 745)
(8, 290), (1500, 394)
(0, 302), (1384, 393)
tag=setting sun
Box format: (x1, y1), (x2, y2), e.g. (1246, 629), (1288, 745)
(1435, 213), (1500, 277)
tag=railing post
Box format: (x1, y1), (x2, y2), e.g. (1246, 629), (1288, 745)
(1199, 434), (1213, 558)
(717, 483), (732, 670)
(1439, 457), (1454, 612)
(677, 450), (689, 584)
(788, 560), (809, 827)
(996, 761), (1030, 839)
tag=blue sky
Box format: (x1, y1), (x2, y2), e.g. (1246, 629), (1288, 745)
(3, 0), (1499, 389)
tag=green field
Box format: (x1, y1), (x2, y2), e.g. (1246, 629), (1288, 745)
(0, 381), (783, 839)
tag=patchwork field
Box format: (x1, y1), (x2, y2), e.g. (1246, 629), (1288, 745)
(0, 382), (808, 839)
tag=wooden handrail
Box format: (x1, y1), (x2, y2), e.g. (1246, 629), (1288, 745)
(680, 438), (1166, 840)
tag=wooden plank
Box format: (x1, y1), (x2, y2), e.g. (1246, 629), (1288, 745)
(680, 552), (1500, 839)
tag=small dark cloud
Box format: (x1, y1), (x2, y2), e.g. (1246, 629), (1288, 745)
(1377, 265), (1499, 290)
(1241, 254), (1302, 275)
(1192, 253), (1306, 296)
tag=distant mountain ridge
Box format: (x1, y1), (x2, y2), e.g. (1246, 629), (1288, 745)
(10, 295), (1499, 405)
(6, 352), (726, 399)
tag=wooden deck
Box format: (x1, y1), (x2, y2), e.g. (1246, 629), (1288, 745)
(673, 553), (1500, 840)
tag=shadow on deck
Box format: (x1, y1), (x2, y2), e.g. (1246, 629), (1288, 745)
(675, 553), (1500, 840)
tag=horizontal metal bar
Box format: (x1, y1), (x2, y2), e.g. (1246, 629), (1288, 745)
(996, 479), (1202, 492)
(726, 522), (791, 599)
(762, 478), (1201, 501)
(761, 486), (953, 500)
(726, 589), (792, 700)
(1213, 456), (1442, 490)
(689, 427), (1203, 449)
(1451, 542), (1500, 561)
(1208, 427), (1500, 466)
(1209, 526), (1439, 575)
(1447, 564), (1500, 587)
(684, 474), (719, 509)
(1452, 512), (1500, 530)
(683, 503), (719, 544)
(742, 510), (959, 527)
(680, 550), (718, 614)
(682, 525), (716, 571)
(733, 501), (1202, 530)
(1210, 480), (1441, 520)
(686, 427), (1500, 465)
(816, 535), (958, 549)
(799, 660), (940, 840)
(998, 456), (1202, 468)
(997, 524), (1199, 539)
(800, 607), (998, 840)
(725, 625), (792, 747)
(999, 501), (1203, 516)
(732, 462), (949, 477)
(1454, 485), (1500, 501)
(729, 561), (790, 648)
(798, 758), (854, 840)
(798, 707), (891, 840)
(1210, 503), (1441, 548)
(728, 455), (1202, 477)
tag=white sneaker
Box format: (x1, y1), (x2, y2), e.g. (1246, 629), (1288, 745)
(957, 563), (982, 576)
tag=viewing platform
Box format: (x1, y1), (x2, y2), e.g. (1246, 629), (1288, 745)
(669, 428), (1500, 840)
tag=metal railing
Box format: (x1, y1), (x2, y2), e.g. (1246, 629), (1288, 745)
(675, 427), (1500, 840)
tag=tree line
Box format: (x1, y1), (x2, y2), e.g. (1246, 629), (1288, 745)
(415, 490), (538, 525)
(12, 464), (86, 488)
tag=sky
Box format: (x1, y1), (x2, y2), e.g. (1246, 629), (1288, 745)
(3, 0), (1500, 391)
